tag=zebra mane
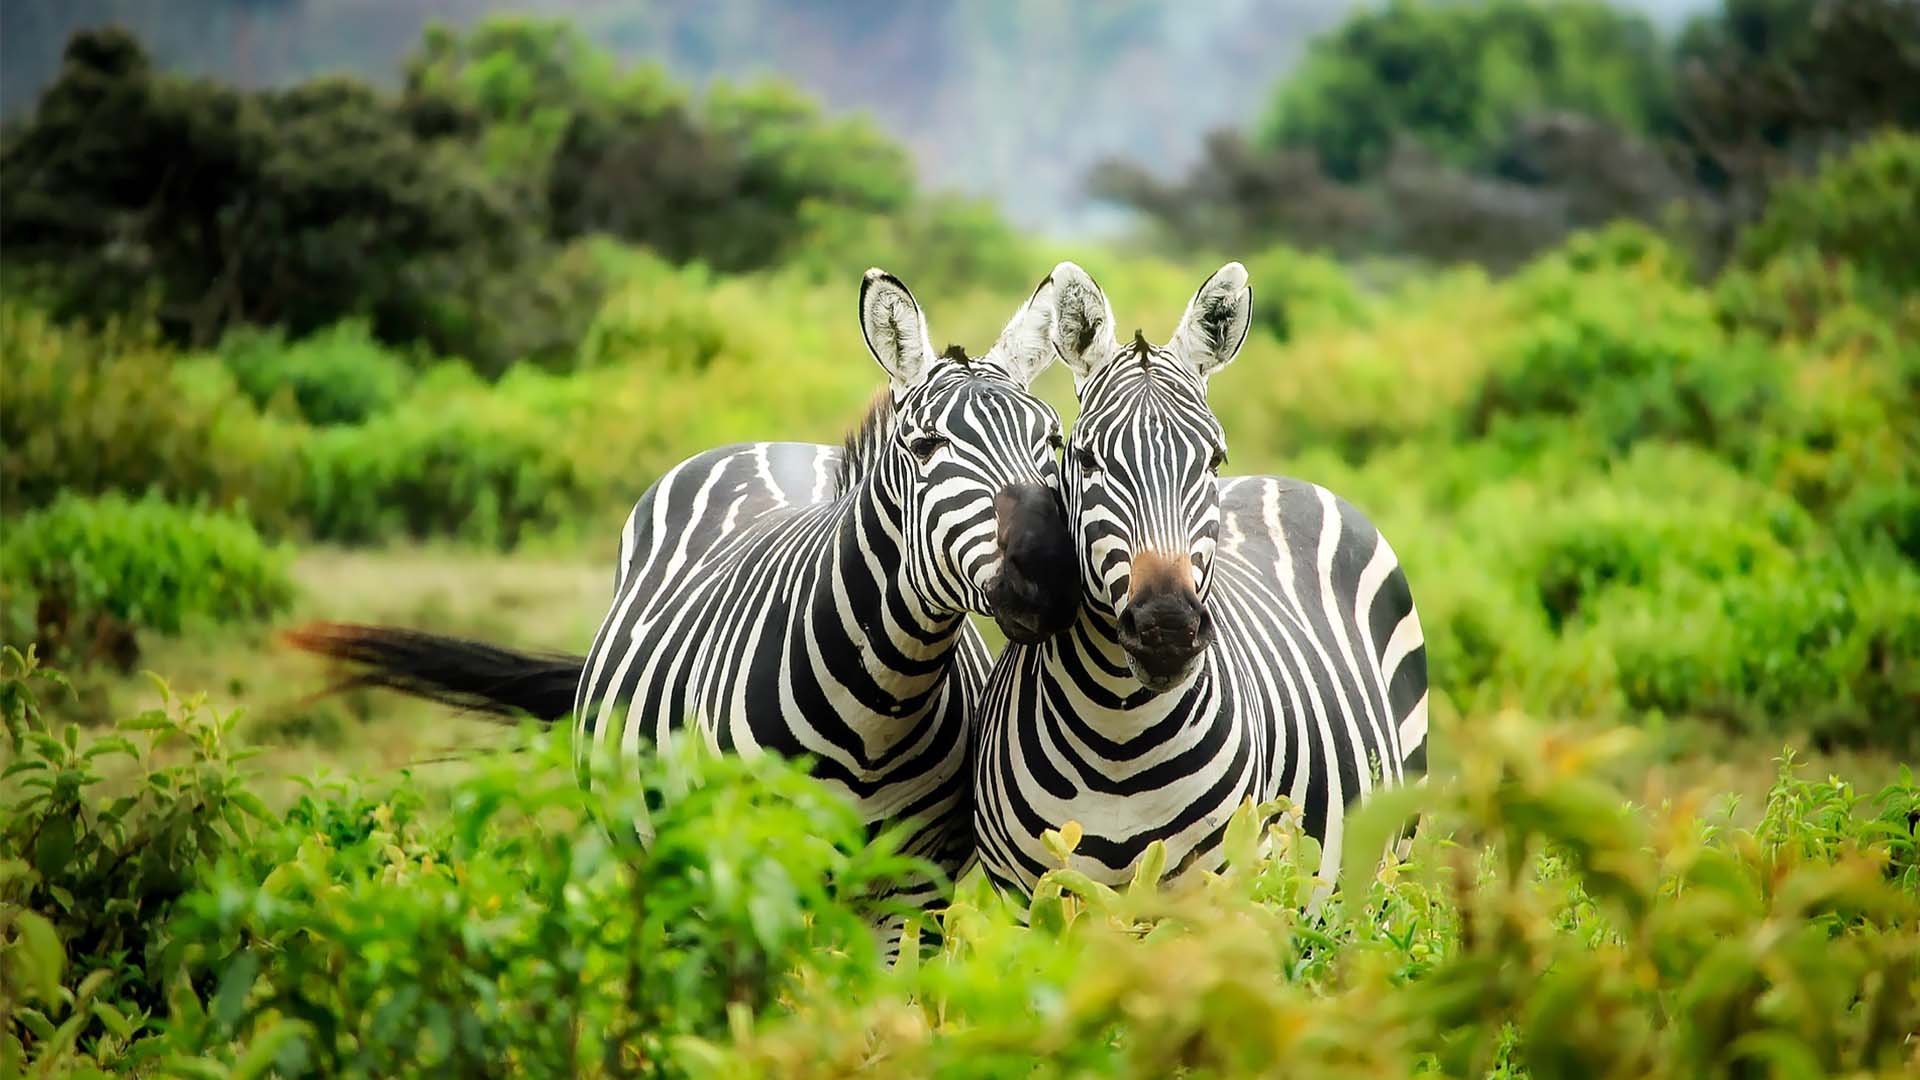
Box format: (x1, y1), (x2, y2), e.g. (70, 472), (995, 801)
(834, 346), (971, 495)
(834, 388), (897, 496)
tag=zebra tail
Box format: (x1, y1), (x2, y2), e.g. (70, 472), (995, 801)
(281, 622), (583, 724)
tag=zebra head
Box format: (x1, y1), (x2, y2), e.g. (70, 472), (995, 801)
(858, 269), (1079, 644)
(1042, 260), (1251, 692)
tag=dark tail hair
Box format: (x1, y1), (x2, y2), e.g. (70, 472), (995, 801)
(282, 622), (584, 724)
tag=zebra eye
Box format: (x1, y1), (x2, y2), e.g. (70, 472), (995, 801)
(908, 434), (948, 461)
(1208, 448), (1228, 474)
(1074, 447), (1099, 476)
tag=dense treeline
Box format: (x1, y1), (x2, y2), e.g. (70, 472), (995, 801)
(1094, 0), (1920, 267)
(0, 19), (1014, 369)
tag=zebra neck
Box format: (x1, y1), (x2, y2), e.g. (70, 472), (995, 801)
(1044, 607), (1213, 733)
(808, 468), (967, 713)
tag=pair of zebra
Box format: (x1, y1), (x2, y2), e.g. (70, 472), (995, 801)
(292, 261), (1427, 914)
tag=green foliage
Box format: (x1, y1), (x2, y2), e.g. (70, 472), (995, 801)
(218, 321), (415, 426)
(7, 652), (1918, 1077)
(707, 721), (1920, 1079)
(1261, 0), (1673, 182)
(1466, 227), (1786, 457)
(1, 495), (294, 666)
(0, 29), (520, 355)
(789, 195), (1035, 299)
(2, 647), (271, 1071)
(0, 304), (304, 527)
(1240, 246), (1372, 341)
(0, 19), (966, 369)
(161, 738), (922, 1077)
(1731, 129), (1920, 306)
(296, 367), (606, 548)
(1674, 0), (1920, 234)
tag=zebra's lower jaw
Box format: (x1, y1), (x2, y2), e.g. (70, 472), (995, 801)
(1124, 648), (1207, 693)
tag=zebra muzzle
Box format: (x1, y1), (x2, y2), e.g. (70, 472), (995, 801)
(1117, 557), (1213, 691)
(987, 483), (1080, 644)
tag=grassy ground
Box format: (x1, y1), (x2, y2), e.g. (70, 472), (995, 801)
(39, 546), (1903, 823)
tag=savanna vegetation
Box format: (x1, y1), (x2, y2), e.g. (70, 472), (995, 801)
(2, 0), (1917, 1075)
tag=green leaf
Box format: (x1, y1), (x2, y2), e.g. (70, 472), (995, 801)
(1128, 839), (1168, 898)
(8, 909), (64, 1002)
(90, 1000), (136, 1040)
(1338, 782), (1430, 899)
(159, 1055), (230, 1080)
(212, 951), (261, 1030)
(229, 1018), (303, 1080)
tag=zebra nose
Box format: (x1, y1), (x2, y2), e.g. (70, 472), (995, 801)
(988, 482), (1079, 643)
(1119, 590), (1206, 648)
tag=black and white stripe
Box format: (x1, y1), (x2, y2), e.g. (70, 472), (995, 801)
(576, 270), (1068, 911)
(973, 262), (1428, 894)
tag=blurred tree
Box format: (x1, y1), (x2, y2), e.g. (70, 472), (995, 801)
(0, 28), (518, 353)
(1674, 0), (1920, 250)
(1259, 0), (1674, 182)
(402, 17), (918, 273)
(547, 96), (742, 265)
(1088, 132), (1376, 255)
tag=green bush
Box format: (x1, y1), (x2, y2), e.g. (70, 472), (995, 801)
(1241, 245), (1372, 342)
(1734, 130), (1920, 306)
(1466, 231), (1786, 458)
(1260, 0), (1673, 181)
(0, 305), (305, 527)
(1, 495), (294, 664)
(297, 366), (610, 547)
(788, 195), (1035, 300)
(8, 652), (1919, 1078)
(1, 648), (271, 1067)
(576, 252), (742, 372)
(218, 321), (415, 426)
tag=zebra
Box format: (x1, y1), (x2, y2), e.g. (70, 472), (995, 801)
(290, 268), (1081, 918)
(971, 261), (1429, 896)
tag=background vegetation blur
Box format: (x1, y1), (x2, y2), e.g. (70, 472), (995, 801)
(2, 0), (1918, 1075)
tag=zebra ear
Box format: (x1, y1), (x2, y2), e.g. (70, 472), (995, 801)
(1170, 261), (1251, 380)
(1043, 261), (1118, 381)
(986, 274), (1060, 387)
(860, 268), (936, 388)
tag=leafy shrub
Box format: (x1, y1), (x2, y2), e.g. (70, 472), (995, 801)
(1241, 245), (1371, 342)
(788, 195), (1034, 299)
(218, 321), (415, 426)
(7, 651), (1920, 1077)
(297, 364), (626, 547)
(1261, 0), (1673, 182)
(1, 495), (293, 666)
(0, 305), (305, 527)
(1, 648), (271, 1069)
(165, 739), (922, 1077)
(576, 253), (743, 372)
(706, 720), (1920, 1079)
(1466, 230), (1786, 458)
(1734, 130), (1920, 305)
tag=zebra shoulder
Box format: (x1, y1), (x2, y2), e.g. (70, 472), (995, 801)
(613, 442), (839, 587)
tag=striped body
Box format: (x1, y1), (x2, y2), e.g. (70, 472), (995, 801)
(972, 261), (1427, 895)
(574, 328), (1066, 907)
(975, 473), (1427, 891)
(575, 439), (985, 886)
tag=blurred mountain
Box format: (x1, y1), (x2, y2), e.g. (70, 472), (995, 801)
(1, 0), (1713, 231)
